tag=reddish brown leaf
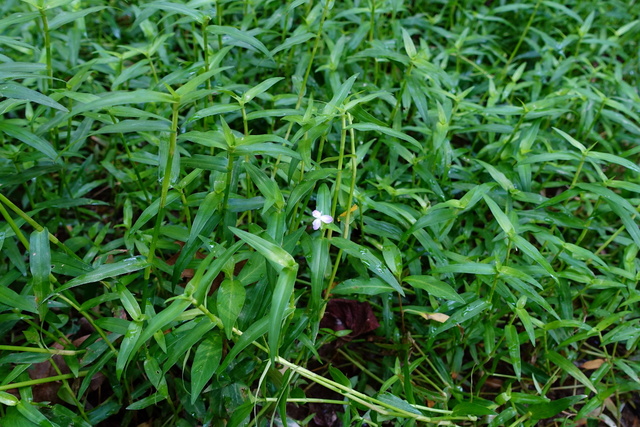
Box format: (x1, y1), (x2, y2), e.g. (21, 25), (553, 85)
(320, 299), (380, 341)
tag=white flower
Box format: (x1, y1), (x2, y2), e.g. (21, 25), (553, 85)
(312, 209), (333, 230)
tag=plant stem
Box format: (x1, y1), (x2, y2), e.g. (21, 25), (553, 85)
(146, 98), (180, 279)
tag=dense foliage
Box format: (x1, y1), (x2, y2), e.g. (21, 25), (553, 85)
(1, 0), (639, 425)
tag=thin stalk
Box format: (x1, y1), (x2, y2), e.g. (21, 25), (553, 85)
(146, 100), (180, 278)
(56, 293), (119, 356)
(222, 152), (236, 243)
(216, 0), (223, 47)
(0, 193), (83, 263)
(39, 8), (53, 94)
(329, 114), (348, 225)
(0, 200), (30, 248)
(501, 0), (542, 77)
(241, 106), (253, 224)
(47, 354), (89, 421)
(369, 0), (376, 43)
(342, 113), (358, 240)
(0, 345), (83, 355)
(284, 0), (331, 142)
(389, 63), (413, 125)
(325, 114), (350, 292)
(109, 114), (152, 203)
(0, 371), (89, 392)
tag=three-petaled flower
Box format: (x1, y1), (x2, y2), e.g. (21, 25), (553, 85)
(312, 210), (333, 230)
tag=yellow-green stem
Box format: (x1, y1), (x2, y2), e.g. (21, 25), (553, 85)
(146, 100), (180, 278)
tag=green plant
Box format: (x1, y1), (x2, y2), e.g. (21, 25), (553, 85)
(1, 0), (639, 425)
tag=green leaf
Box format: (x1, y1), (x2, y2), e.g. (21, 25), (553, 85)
(476, 160), (516, 193)
(432, 263), (496, 275)
(130, 192), (181, 234)
(483, 194), (515, 236)
(127, 298), (192, 369)
(175, 66), (233, 98)
(116, 281), (142, 321)
(70, 90), (176, 116)
(323, 73), (358, 115)
(587, 151), (640, 174)
(553, 127), (586, 154)
(207, 25), (273, 60)
(144, 356), (168, 396)
(16, 400), (55, 427)
(505, 324), (521, 380)
(0, 391), (19, 406)
(511, 235), (555, 277)
(404, 275), (464, 303)
(116, 320), (143, 379)
(377, 393), (423, 416)
(269, 266), (298, 362)
(93, 120), (170, 134)
(52, 256), (148, 295)
(451, 401), (496, 416)
(126, 393), (166, 410)
(217, 279), (245, 339)
(140, 1), (206, 23)
(218, 315), (270, 374)
(171, 191), (222, 285)
(0, 122), (59, 161)
(330, 237), (404, 296)
(191, 332), (223, 404)
(347, 123), (422, 152)
(230, 227), (296, 272)
(435, 299), (491, 334)
(163, 317), (216, 372)
(241, 77), (283, 105)
(401, 27), (417, 58)
(243, 162), (284, 214)
(190, 104), (242, 121)
(48, 6), (108, 30)
(234, 143), (301, 160)
(29, 229), (50, 315)
(271, 31), (315, 55)
(0, 281), (37, 314)
(382, 238), (402, 276)
(547, 351), (597, 394)
(529, 395), (586, 420)
(331, 277), (396, 296)
(0, 81), (68, 112)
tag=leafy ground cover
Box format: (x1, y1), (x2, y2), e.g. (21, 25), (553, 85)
(1, 0), (640, 425)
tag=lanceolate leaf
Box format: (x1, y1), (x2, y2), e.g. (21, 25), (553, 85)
(191, 333), (223, 404)
(268, 266), (298, 362)
(331, 237), (404, 296)
(52, 256), (148, 295)
(29, 229), (51, 314)
(207, 25), (273, 60)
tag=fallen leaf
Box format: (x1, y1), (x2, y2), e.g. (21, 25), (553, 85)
(422, 312), (450, 323)
(581, 359), (605, 370)
(337, 204), (358, 221)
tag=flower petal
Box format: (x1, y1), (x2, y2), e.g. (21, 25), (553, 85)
(312, 219), (321, 230)
(320, 215), (333, 224)
(312, 210), (322, 219)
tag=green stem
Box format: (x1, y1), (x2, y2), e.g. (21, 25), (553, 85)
(56, 293), (119, 356)
(0, 192), (84, 263)
(389, 63), (413, 125)
(502, 0), (542, 77)
(146, 99), (180, 278)
(216, 0), (223, 48)
(0, 345), (83, 355)
(0, 371), (89, 392)
(109, 114), (152, 203)
(39, 8), (53, 94)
